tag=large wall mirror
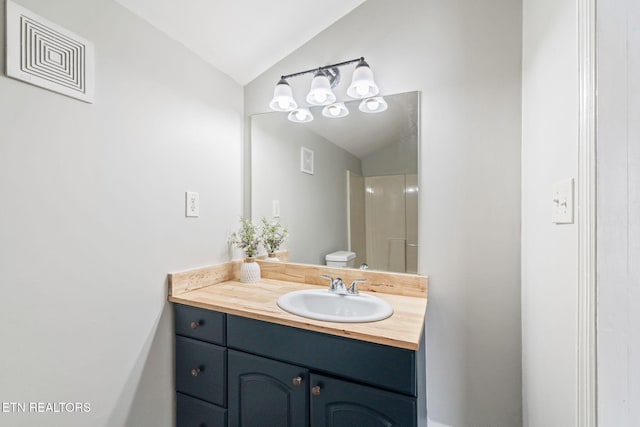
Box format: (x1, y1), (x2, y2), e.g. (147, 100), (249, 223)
(250, 91), (419, 273)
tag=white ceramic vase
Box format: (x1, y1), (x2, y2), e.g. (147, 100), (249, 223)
(240, 257), (261, 283)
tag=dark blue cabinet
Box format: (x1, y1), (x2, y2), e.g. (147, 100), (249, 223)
(227, 314), (416, 395)
(310, 374), (416, 427)
(228, 350), (309, 427)
(175, 336), (227, 407)
(175, 304), (226, 345)
(177, 393), (227, 427)
(175, 305), (228, 427)
(174, 304), (423, 427)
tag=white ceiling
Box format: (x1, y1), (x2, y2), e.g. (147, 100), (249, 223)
(114, 0), (367, 85)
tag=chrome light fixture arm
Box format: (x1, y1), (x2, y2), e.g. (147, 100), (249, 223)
(270, 56), (381, 121)
(279, 57), (364, 87)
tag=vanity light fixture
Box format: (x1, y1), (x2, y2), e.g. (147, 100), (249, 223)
(288, 108), (314, 123)
(307, 71), (337, 105)
(269, 79), (297, 112)
(346, 58), (379, 99)
(269, 57), (382, 122)
(322, 102), (349, 118)
(359, 96), (388, 113)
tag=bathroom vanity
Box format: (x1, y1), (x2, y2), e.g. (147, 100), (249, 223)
(168, 260), (428, 427)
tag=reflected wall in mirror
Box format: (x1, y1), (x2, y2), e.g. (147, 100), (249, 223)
(251, 91), (419, 272)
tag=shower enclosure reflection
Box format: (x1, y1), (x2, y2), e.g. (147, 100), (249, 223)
(348, 172), (418, 273)
(250, 91), (419, 272)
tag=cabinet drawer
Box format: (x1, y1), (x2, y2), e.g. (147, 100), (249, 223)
(176, 336), (227, 406)
(227, 315), (416, 396)
(177, 393), (227, 427)
(175, 304), (226, 345)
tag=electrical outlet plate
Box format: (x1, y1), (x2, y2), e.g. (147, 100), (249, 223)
(552, 178), (574, 224)
(272, 200), (280, 218)
(185, 192), (199, 217)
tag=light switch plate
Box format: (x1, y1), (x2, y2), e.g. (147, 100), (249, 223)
(185, 192), (199, 217)
(552, 178), (574, 224)
(272, 200), (280, 218)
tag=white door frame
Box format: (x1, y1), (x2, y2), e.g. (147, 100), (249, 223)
(577, 0), (597, 425)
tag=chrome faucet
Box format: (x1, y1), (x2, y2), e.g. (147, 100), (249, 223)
(348, 279), (366, 295)
(322, 275), (347, 294)
(321, 275), (366, 296)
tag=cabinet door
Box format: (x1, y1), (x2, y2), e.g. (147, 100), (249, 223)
(228, 350), (309, 427)
(310, 374), (417, 427)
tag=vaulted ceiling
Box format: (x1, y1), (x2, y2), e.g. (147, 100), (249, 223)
(114, 0), (367, 85)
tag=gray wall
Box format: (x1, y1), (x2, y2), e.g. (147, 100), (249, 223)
(361, 138), (418, 177)
(245, 0), (522, 426)
(597, 1), (640, 425)
(521, 0), (579, 425)
(251, 113), (361, 265)
(0, 1), (243, 426)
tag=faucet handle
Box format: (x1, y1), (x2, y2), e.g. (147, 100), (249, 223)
(321, 275), (335, 291)
(348, 279), (366, 295)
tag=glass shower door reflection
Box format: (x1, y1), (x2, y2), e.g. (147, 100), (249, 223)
(348, 173), (418, 273)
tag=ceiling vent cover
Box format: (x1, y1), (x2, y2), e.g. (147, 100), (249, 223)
(6, 0), (95, 103)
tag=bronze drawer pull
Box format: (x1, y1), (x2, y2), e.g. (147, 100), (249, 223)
(190, 321), (201, 330)
(311, 385), (321, 396)
(292, 376), (302, 386)
(191, 368), (201, 377)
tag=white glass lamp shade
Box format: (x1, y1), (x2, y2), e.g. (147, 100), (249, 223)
(306, 72), (336, 106)
(359, 96), (388, 113)
(347, 59), (380, 99)
(288, 108), (314, 123)
(269, 79), (297, 111)
(322, 102), (349, 118)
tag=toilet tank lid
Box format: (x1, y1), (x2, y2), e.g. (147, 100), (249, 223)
(325, 251), (356, 262)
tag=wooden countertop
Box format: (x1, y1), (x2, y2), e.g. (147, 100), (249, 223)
(169, 278), (427, 351)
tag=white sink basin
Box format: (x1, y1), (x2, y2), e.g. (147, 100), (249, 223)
(277, 289), (393, 323)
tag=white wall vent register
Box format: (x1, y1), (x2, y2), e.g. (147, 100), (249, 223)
(6, 0), (95, 103)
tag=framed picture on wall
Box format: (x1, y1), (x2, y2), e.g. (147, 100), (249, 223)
(300, 147), (314, 175)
